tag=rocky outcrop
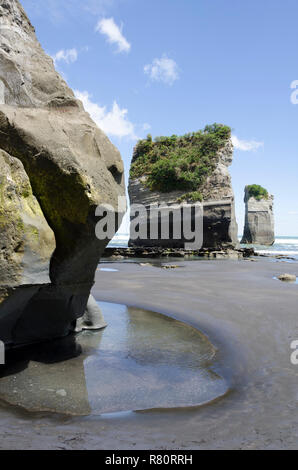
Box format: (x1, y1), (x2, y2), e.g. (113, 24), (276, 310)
(241, 187), (274, 246)
(278, 274), (296, 282)
(0, 0), (125, 347)
(128, 131), (238, 250)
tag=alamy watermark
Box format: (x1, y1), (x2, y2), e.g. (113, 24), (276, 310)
(290, 340), (298, 365)
(289, 84), (297, 364)
(95, 197), (204, 249)
(290, 80), (298, 104)
(0, 340), (4, 365)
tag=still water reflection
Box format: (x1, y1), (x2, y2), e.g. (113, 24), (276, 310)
(0, 302), (228, 415)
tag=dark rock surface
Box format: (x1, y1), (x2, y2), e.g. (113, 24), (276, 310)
(102, 246), (253, 259)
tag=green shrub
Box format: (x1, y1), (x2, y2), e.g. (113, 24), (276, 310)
(147, 159), (179, 192)
(177, 191), (203, 203)
(130, 123), (231, 196)
(246, 184), (269, 201)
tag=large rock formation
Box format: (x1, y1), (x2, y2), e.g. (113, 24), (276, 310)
(241, 185), (274, 246)
(128, 125), (238, 250)
(0, 0), (125, 347)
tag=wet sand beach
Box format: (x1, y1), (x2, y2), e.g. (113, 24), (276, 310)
(0, 258), (297, 450)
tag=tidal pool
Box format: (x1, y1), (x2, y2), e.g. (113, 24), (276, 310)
(0, 302), (228, 416)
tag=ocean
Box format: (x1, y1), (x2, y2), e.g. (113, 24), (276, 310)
(108, 234), (298, 260)
(244, 236), (298, 260)
(108, 233), (129, 248)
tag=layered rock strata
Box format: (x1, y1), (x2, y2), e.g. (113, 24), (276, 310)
(128, 133), (238, 250)
(241, 187), (274, 246)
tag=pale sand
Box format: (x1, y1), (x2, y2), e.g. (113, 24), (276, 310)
(0, 258), (297, 450)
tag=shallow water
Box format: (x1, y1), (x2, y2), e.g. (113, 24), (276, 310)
(99, 267), (119, 272)
(0, 302), (228, 416)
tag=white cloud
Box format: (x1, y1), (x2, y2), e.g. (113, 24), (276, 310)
(144, 55), (179, 85)
(74, 90), (137, 139)
(96, 17), (131, 53)
(231, 135), (264, 152)
(52, 48), (78, 66)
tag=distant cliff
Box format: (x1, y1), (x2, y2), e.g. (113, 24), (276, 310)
(241, 185), (275, 246)
(128, 124), (238, 250)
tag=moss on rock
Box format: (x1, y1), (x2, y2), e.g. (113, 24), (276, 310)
(0, 149), (55, 286)
(177, 191), (203, 203)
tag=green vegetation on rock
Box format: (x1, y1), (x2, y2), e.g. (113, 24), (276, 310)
(177, 191), (203, 203)
(246, 184), (269, 201)
(130, 123), (231, 193)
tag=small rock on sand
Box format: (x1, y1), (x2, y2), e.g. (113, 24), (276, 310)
(277, 273), (296, 282)
(162, 265), (181, 269)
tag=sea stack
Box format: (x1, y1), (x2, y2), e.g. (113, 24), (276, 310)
(128, 124), (238, 250)
(0, 0), (125, 347)
(241, 185), (274, 245)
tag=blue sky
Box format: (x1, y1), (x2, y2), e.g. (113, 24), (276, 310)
(22, 0), (298, 236)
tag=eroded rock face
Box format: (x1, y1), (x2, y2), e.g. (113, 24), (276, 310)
(128, 139), (238, 250)
(0, 0), (73, 107)
(241, 187), (274, 246)
(0, 0), (126, 347)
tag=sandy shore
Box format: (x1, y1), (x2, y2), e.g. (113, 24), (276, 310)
(0, 257), (297, 450)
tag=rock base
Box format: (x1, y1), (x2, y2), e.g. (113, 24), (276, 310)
(103, 247), (255, 259)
